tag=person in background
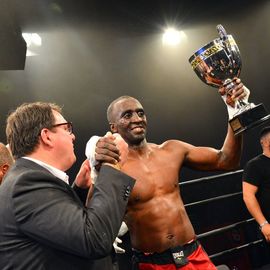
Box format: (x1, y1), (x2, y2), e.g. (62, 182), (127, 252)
(0, 101), (135, 270)
(0, 142), (14, 184)
(243, 126), (270, 242)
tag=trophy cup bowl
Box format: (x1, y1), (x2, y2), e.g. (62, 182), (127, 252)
(188, 25), (270, 135)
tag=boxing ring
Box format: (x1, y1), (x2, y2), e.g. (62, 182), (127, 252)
(181, 169), (269, 270)
(117, 169), (270, 270)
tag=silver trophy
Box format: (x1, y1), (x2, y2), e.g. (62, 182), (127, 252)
(189, 24), (270, 135)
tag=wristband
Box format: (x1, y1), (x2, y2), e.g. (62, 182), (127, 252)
(259, 220), (268, 230)
(85, 135), (101, 183)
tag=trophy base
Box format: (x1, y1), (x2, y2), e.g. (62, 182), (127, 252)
(229, 103), (270, 136)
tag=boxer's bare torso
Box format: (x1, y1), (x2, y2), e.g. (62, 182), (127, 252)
(105, 96), (243, 254)
(122, 141), (195, 253)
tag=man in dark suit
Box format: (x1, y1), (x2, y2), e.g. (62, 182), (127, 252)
(0, 102), (135, 270)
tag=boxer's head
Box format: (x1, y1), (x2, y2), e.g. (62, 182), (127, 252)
(107, 96), (147, 146)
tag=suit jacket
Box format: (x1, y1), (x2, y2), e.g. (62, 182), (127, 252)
(0, 158), (135, 270)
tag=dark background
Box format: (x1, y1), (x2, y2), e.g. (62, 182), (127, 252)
(1, 1), (270, 269)
(1, 0), (270, 181)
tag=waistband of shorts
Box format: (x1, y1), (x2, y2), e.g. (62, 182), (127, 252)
(132, 239), (200, 264)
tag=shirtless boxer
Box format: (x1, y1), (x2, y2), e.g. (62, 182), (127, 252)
(89, 78), (248, 269)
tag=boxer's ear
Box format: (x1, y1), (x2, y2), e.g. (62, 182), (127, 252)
(110, 123), (117, 133)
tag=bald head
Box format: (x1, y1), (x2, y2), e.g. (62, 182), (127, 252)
(107, 96), (140, 123)
(106, 96), (147, 146)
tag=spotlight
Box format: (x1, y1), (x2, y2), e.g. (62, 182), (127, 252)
(162, 28), (185, 46)
(22, 33), (42, 56)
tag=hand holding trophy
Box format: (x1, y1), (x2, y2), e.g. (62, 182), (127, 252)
(189, 24), (270, 135)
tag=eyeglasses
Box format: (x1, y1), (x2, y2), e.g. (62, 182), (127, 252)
(51, 122), (73, 135)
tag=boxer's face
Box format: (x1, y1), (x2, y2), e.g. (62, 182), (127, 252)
(110, 98), (147, 146)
